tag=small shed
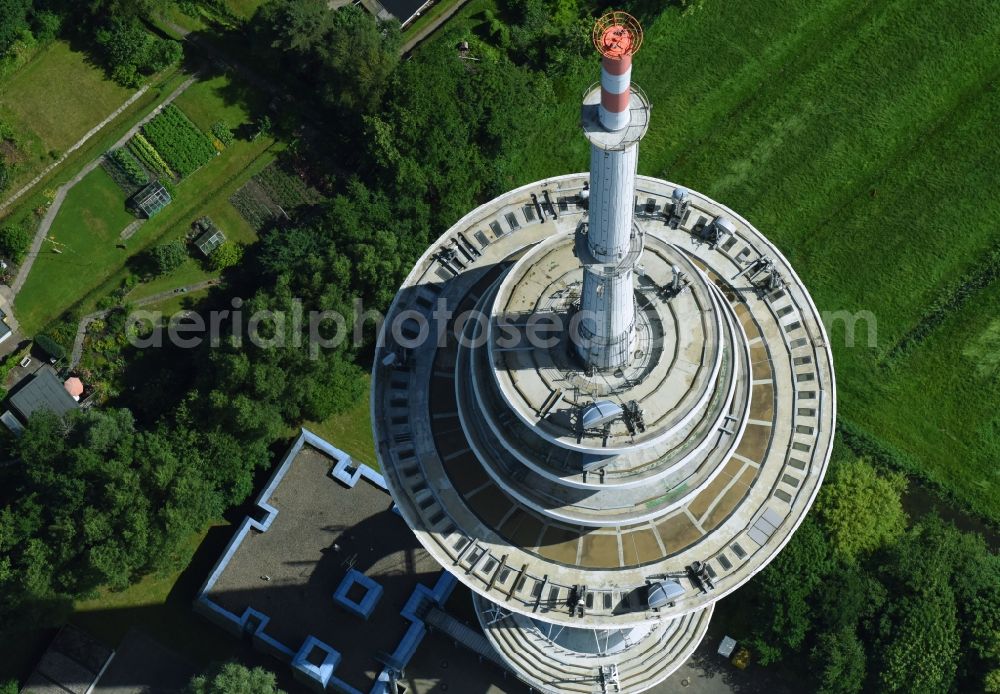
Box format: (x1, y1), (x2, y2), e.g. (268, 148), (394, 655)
(134, 182), (172, 218)
(195, 227), (226, 256)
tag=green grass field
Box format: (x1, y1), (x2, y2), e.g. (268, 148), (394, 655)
(438, 0), (1000, 520)
(13, 167), (134, 330)
(173, 74), (259, 135)
(0, 41), (133, 191)
(225, 0), (266, 20)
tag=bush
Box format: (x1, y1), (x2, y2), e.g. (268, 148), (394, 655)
(151, 240), (187, 275)
(0, 221), (31, 264)
(188, 662), (285, 694)
(35, 334), (67, 360)
(32, 11), (62, 42)
(209, 241), (242, 271)
(211, 120), (235, 146)
(147, 40), (182, 73)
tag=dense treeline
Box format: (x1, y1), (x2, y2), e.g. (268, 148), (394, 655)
(0, 0), (181, 86)
(740, 455), (999, 693)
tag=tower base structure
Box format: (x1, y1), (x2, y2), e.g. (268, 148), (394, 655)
(474, 593), (712, 693)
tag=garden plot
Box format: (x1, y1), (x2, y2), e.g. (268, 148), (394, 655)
(229, 160), (324, 230)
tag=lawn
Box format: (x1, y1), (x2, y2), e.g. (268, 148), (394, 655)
(0, 41), (133, 191)
(173, 74), (260, 138)
(402, 0), (466, 36)
(140, 286), (214, 316)
(306, 377), (378, 470)
(14, 167), (134, 332)
(225, 0), (266, 20)
(436, 0), (1000, 519)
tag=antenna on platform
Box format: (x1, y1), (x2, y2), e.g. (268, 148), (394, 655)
(592, 11), (643, 59)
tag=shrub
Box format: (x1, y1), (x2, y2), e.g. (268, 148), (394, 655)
(211, 120), (235, 146)
(0, 221), (32, 264)
(209, 241), (243, 271)
(35, 334), (67, 360)
(32, 11), (61, 42)
(150, 240), (187, 275)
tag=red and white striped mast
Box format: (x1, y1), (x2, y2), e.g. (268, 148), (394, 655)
(577, 12), (651, 370)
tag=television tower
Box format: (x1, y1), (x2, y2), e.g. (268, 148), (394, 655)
(371, 11), (835, 693)
(577, 12), (648, 370)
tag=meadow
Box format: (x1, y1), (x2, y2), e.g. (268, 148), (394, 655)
(0, 41), (133, 192)
(436, 0), (1000, 520)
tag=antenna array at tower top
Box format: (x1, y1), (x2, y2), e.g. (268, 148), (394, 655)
(592, 11), (643, 59)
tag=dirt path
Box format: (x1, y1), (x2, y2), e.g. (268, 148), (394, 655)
(7, 77), (197, 299)
(70, 278), (220, 367)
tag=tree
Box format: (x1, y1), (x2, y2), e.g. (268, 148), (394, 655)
(258, 0), (335, 54)
(146, 38), (182, 72)
(188, 662), (285, 694)
(879, 586), (960, 693)
(151, 240), (187, 275)
(0, 406), (253, 633)
(879, 517), (1000, 691)
(810, 628), (866, 694)
(745, 518), (832, 663)
(95, 19), (181, 86)
(254, 2), (399, 116)
(0, 0), (31, 57)
(209, 241), (242, 271)
(0, 222), (32, 263)
(812, 559), (886, 633)
(814, 458), (907, 561)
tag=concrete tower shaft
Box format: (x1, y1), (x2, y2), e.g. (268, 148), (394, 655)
(587, 144), (638, 262)
(578, 12), (648, 370)
(577, 265), (638, 369)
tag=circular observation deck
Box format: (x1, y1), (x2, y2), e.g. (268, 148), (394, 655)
(371, 174), (836, 629)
